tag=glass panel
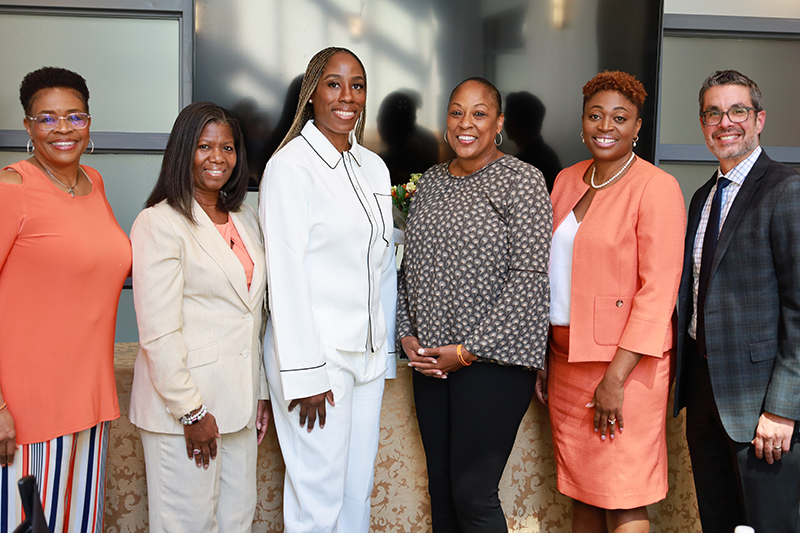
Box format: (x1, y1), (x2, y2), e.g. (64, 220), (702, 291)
(660, 36), (800, 148)
(116, 289), (138, 343)
(0, 152), (24, 168)
(79, 153), (163, 234)
(194, 0), (663, 185)
(0, 13), (180, 133)
(657, 162), (718, 210)
(244, 190), (259, 212)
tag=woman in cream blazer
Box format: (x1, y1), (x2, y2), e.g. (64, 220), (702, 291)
(130, 102), (268, 533)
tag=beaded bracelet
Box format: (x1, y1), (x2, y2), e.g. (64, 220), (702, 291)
(0, 402), (7, 415)
(456, 344), (472, 367)
(179, 404), (208, 426)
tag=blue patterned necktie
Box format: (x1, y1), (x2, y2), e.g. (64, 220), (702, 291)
(696, 176), (731, 357)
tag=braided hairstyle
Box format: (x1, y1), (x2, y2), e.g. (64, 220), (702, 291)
(273, 47), (367, 155)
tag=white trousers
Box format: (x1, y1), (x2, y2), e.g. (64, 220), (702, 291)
(139, 425), (257, 533)
(266, 342), (387, 533)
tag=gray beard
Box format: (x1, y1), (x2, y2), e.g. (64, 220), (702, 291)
(708, 128), (759, 163)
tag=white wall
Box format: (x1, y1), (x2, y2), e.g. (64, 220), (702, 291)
(664, 0), (800, 18)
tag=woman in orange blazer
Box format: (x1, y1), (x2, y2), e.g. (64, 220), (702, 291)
(536, 72), (685, 533)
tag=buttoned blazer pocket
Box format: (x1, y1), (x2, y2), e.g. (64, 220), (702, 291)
(186, 341), (219, 368)
(374, 192), (394, 247)
(749, 339), (777, 363)
(593, 296), (633, 346)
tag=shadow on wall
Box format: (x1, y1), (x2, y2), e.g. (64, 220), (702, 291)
(377, 89), (440, 186)
(504, 91), (562, 193)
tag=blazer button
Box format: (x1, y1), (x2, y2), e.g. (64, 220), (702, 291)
(241, 348), (251, 358)
(616, 300), (624, 308)
(245, 313), (253, 323)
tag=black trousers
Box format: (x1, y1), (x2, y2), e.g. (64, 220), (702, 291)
(684, 337), (800, 533)
(412, 361), (536, 533)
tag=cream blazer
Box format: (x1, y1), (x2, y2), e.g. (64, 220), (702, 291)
(129, 200), (268, 435)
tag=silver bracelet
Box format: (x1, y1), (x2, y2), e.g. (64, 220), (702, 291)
(179, 404), (208, 425)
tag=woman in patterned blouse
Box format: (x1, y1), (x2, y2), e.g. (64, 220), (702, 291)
(396, 77), (552, 532)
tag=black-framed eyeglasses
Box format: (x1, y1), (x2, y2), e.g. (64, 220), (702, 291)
(699, 106), (756, 126)
(26, 113), (91, 131)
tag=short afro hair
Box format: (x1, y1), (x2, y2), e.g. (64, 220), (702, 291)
(582, 71), (646, 117)
(20, 67), (90, 116)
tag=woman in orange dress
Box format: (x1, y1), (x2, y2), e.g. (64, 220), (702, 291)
(0, 67), (131, 532)
(536, 71), (685, 532)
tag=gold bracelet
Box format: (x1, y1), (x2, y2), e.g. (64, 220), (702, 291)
(0, 402), (8, 414)
(456, 344), (472, 366)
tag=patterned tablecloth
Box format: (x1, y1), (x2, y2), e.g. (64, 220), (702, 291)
(106, 343), (700, 532)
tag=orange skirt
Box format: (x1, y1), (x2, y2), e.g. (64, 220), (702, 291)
(547, 326), (671, 509)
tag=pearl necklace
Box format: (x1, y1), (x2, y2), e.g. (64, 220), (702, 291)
(38, 160), (82, 197)
(591, 152), (636, 189)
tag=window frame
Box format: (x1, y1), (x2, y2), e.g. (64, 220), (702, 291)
(656, 14), (800, 166)
(0, 0), (192, 154)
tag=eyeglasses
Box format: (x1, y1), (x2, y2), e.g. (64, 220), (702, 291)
(26, 113), (91, 131)
(699, 106), (756, 126)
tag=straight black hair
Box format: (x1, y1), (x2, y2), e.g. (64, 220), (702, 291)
(146, 102), (249, 222)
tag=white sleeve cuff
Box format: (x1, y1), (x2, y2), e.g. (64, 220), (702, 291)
(280, 364), (331, 402)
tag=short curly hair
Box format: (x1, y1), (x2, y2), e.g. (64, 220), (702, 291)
(19, 67), (90, 116)
(582, 71), (646, 117)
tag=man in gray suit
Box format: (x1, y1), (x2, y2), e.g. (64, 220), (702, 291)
(674, 70), (800, 533)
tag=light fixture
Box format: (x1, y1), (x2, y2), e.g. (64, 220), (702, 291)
(349, 15), (363, 38)
(552, 0), (569, 29)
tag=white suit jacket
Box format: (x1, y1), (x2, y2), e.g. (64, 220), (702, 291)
(260, 121), (397, 401)
(129, 200), (268, 434)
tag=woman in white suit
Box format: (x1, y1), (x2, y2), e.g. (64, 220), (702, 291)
(259, 47), (396, 533)
(130, 102), (269, 533)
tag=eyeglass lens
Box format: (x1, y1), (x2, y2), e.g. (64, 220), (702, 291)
(702, 107), (751, 126)
(31, 113), (90, 130)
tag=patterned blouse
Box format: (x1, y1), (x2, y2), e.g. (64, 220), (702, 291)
(396, 155), (552, 369)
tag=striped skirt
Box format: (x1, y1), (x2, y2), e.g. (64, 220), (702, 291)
(0, 421), (109, 533)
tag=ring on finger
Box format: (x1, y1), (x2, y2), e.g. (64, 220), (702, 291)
(193, 449), (201, 455)
(608, 419), (616, 425)
(774, 445), (783, 450)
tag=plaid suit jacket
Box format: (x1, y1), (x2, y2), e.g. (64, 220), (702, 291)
(674, 151), (800, 443)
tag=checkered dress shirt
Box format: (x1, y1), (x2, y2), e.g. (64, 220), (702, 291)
(689, 146), (762, 339)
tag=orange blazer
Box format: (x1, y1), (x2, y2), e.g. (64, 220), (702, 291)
(551, 158), (686, 363)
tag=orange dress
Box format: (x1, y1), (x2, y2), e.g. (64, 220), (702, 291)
(547, 158), (685, 508)
(0, 160), (131, 444)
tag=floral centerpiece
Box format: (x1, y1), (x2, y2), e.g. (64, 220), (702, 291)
(391, 173), (421, 231)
